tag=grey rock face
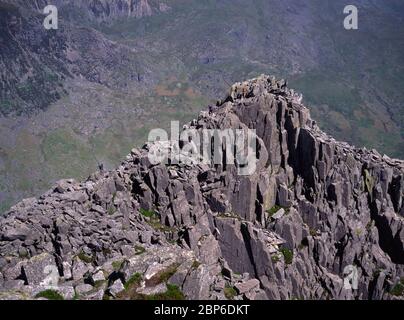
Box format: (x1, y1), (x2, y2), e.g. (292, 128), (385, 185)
(0, 75), (403, 300)
(23, 253), (59, 286)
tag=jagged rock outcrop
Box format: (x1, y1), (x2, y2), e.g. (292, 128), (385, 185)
(0, 75), (403, 300)
(15, 0), (168, 21)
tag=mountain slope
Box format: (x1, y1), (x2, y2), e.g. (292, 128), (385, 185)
(0, 0), (162, 116)
(0, 0), (403, 217)
(0, 75), (402, 300)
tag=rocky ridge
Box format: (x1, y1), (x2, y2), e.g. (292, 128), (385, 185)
(17, 0), (169, 21)
(0, 75), (403, 300)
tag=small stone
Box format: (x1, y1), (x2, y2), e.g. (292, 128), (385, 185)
(72, 259), (92, 281)
(120, 245), (136, 257)
(92, 270), (105, 282)
(84, 289), (104, 300)
(108, 279), (125, 297)
(272, 208), (285, 220)
(139, 231), (152, 244)
(91, 205), (105, 214)
(75, 284), (93, 295)
(62, 261), (72, 280)
(137, 283), (167, 295)
(235, 279), (260, 294)
(18, 247), (29, 258)
(144, 263), (165, 280)
(57, 286), (75, 300)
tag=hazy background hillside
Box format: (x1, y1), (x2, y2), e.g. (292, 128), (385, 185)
(0, 0), (403, 213)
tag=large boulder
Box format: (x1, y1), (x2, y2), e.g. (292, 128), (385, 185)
(22, 253), (59, 286)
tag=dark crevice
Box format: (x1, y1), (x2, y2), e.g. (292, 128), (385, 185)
(51, 221), (64, 276)
(388, 175), (402, 213)
(335, 235), (348, 273)
(369, 199), (404, 264)
(240, 223), (259, 279)
(255, 185), (264, 223)
(368, 273), (379, 301)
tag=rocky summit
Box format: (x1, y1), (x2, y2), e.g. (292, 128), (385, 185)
(0, 75), (403, 300)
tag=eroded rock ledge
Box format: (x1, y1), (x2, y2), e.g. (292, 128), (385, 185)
(0, 75), (403, 300)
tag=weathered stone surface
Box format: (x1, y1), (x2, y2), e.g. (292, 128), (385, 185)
(1, 226), (31, 241)
(84, 288), (105, 300)
(62, 261), (72, 280)
(57, 285), (75, 300)
(108, 279), (124, 297)
(272, 208), (285, 220)
(92, 270), (105, 282)
(72, 259), (93, 281)
(137, 283), (167, 295)
(235, 279), (260, 294)
(75, 284), (93, 295)
(182, 266), (213, 300)
(2, 280), (25, 291)
(23, 253), (58, 286)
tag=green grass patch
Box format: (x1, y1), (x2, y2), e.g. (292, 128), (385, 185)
(142, 211), (178, 233)
(112, 260), (124, 271)
(309, 228), (318, 237)
(390, 279), (404, 296)
(35, 289), (64, 300)
(107, 206), (117, 215)
(124, 273), (143, 290)
(140, 208), (157, 218)
(77, 251), (94, 264)
(135, 245), (146, 255)
(271, 254), (280, 264)
(192, 260), (201, 270)
(224, 286), (237, 300)
(279, 247), (293, 265)
(266, 205), (282, 217)
(266, 205), (290, 218)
